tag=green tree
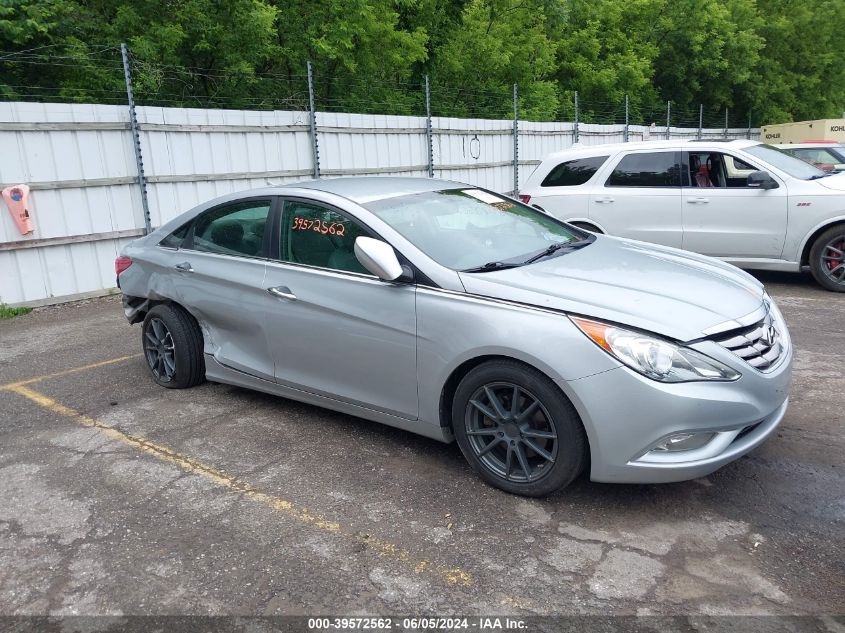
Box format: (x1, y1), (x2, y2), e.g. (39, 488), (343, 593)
(2, 0), (845, 124)
(750, 0), (845, 123)
(432, 0), (559, 119)
(269, 0), (428, 114)
(552, 0), (659, 122)
(648, 0), (763, 124)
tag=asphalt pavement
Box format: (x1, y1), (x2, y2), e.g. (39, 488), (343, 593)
(0, 271), (842, 627)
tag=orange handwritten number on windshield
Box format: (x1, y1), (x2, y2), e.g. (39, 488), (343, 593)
(292, 216), (346, 237)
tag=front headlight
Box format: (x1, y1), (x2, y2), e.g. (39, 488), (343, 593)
(570, 317), (741, 383)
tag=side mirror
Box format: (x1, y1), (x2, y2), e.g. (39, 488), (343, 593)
(747, 170), (778, 190)
(354, 236), (404, 281)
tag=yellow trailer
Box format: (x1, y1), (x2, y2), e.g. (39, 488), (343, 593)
(761, 119), (845, 144)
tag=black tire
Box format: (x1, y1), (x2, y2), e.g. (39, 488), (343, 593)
(141, 304), (205, 389)
(452, 360), (587, 497)
(809, 225), (845, 292)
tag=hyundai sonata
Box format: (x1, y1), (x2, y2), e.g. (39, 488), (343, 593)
(117, 177), (792, 496)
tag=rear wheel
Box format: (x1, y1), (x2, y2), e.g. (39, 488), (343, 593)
(809, 225), (845, 292)
(452, 360), (587, 497)
(141, 304), (205, 388)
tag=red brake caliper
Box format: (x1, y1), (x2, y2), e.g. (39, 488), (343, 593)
(829, 240), (845, 271)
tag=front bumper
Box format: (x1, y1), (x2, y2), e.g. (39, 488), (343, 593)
(557, 341), (792, 484)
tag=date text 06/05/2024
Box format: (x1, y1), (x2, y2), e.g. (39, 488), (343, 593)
(307, 617), (528, 630)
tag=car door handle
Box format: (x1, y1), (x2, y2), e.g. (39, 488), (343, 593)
(687, 197), (710, 204)
(267, 286), (297, 301)
(174, 262), (194, 273)
(594, 196), (614, 204)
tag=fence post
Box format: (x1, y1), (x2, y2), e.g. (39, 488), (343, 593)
(574, 91), (580, 144)
(512, 83), (519, 195)
(747, 113), (752, 140)
(307, 61), (320, 179)
(425, 75), (434, 178)
(724, 107), (729, 137)
(666, 101), (671, 140)
(698, 104), (703, 140)
(623, 94), (629, 142)
(120, 43), (152, 234)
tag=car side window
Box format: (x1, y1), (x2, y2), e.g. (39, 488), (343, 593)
(541, 156), (609, 187)
(189, 200), (271, 258)
(280, 200), (370, 275)
(605, 152), (682, 187)
(687, 152), (759, 188)
(159, 222), (190, 249)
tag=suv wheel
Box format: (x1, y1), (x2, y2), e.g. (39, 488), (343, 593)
(452, 360), (587, 497)
(809, 225), (845, 292)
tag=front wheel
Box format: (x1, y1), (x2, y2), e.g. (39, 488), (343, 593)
(452, 360), (587, 497)
(809, 225), (845, 292)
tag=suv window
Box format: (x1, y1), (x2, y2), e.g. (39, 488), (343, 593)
(190, 200), (271, 257)
(606, 152), (682, 187)
(280, 200), (370, 275)
(541, 156), (609, 187)
(687, 152), (759, 188)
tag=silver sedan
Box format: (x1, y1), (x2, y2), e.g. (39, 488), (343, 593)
(117, 177), (792, 496)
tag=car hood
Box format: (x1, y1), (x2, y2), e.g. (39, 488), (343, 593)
(458, 235), (765, 342)
(816, 172), (845, 191)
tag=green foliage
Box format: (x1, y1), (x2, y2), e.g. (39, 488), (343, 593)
(432, 0), (559, 119)
(0, 304), (32, 319)
(751, 0), (845, 123)
(552, 0), (659, 122)
(1, 0), (843, 123)
(650, 0), (763, 117)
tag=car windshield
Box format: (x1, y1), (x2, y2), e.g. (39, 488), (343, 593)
(364, 188), (586, 271)
(830, 146), (845, 162)
(744, 143), (827, 179)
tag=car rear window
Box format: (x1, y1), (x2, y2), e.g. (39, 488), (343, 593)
(606, 151), (682, 187)
(159, 223), (190, 249)
(541, 156), (609, 187)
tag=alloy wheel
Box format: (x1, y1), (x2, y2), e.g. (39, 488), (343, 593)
(464, 382), (558, 483)
(144, 317), (177, 382)
(821, 233), (845, 285)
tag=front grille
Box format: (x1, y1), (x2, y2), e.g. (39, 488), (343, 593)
(710, 310), (784, 371)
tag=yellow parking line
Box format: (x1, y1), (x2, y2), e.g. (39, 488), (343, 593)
(0, 354), (142, 390)
(6, 383), (472, 588)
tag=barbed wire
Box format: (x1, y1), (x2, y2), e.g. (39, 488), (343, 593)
(0, 46), (761, 128)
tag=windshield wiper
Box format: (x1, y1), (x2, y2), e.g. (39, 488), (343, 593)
(461, 261), (522, 273)
(809, 173), (833, 180)
(521, 239), (590, 265)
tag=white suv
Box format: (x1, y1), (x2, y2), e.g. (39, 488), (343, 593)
(519, 139), (845, 291)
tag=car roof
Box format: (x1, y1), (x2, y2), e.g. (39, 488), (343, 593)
(278, 176), (466, 204)
(543, 138), (761, 160)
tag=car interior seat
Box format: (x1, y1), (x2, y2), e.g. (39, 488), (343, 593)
(291, 226), (334, 267)
(707, 155), (724, 187)
(210, 221), (248, 254)
(326, 225), (368, 274)
(695, 164), (713, 188)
